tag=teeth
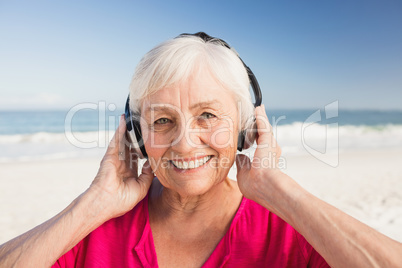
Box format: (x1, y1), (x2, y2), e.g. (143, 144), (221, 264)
(172, 156), (212, 170)
(189, 161), (194, 168)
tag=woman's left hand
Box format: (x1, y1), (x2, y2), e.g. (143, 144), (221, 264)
(235, 104), (283, 204)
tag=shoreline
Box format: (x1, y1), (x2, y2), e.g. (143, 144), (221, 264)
(1, 148), (401, 244)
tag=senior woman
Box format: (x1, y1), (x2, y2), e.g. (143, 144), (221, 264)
(1, 33), (401, 268)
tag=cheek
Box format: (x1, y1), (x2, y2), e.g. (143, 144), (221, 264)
(143, 132), (168, 171)
(212, 146), (236, 170)
(209, 119), (237, 149)
(210, 129), (233, 148)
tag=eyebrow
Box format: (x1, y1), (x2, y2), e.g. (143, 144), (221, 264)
(144, 106), (170, 116)
(144, 100), (223, 114)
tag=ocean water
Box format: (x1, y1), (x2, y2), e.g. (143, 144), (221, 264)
(0, 108), (402, 162)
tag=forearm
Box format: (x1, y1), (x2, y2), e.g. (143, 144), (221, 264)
(0, 189), (109, 267)
(254, 171), (402, 268)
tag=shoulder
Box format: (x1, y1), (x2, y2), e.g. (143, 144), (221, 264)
(89, 196), (148, 242)
(231, 198), (297, 245)
(226, 198), (327, 267)
(53, 197), (149, 267)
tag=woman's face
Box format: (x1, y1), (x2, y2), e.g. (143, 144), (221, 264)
(141, 69), (239, 197)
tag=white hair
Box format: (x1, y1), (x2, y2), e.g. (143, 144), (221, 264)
(129, 34), (255, 130)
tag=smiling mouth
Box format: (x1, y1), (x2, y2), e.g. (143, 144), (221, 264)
(170, 155), (213, 170)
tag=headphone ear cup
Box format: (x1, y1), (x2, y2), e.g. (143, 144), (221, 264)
(237, 120), (257, 151)
(125, 115), (147, 159)
(244, 121), (257, 150)
(237, 130), (245, 151)
(132, 116), (148, 159)
(124, 96), (148, 159)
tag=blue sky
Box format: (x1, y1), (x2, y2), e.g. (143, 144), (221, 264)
(0, 0), (401, 110)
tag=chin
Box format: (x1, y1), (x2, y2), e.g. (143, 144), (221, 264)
(172, 178), (218, 197)
(160, 173), (227, 198)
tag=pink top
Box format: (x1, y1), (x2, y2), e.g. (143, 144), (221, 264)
(53, 195), (329, 267)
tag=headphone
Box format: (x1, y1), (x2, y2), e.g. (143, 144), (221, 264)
(125, 32), (262, 159)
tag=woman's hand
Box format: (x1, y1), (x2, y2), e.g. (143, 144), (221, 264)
(235, 104), (283, 204)
(88, 115), (154, 220)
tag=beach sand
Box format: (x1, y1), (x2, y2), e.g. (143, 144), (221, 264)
(283, 148), (402, 242)
(1, 148), (401, 244)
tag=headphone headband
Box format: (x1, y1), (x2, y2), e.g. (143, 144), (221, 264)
(179, 32), (262, 108)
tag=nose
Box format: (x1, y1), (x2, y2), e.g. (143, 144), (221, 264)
(170, 116), (208, 154)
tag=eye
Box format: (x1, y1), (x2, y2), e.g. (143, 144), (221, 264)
(199, 112), (216, 119)
(155, 118), (171, 124)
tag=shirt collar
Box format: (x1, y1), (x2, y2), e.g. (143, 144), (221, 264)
(134, 193), (247, 267)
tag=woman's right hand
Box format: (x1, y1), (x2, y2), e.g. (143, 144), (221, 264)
(88, 115), (154, 220)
